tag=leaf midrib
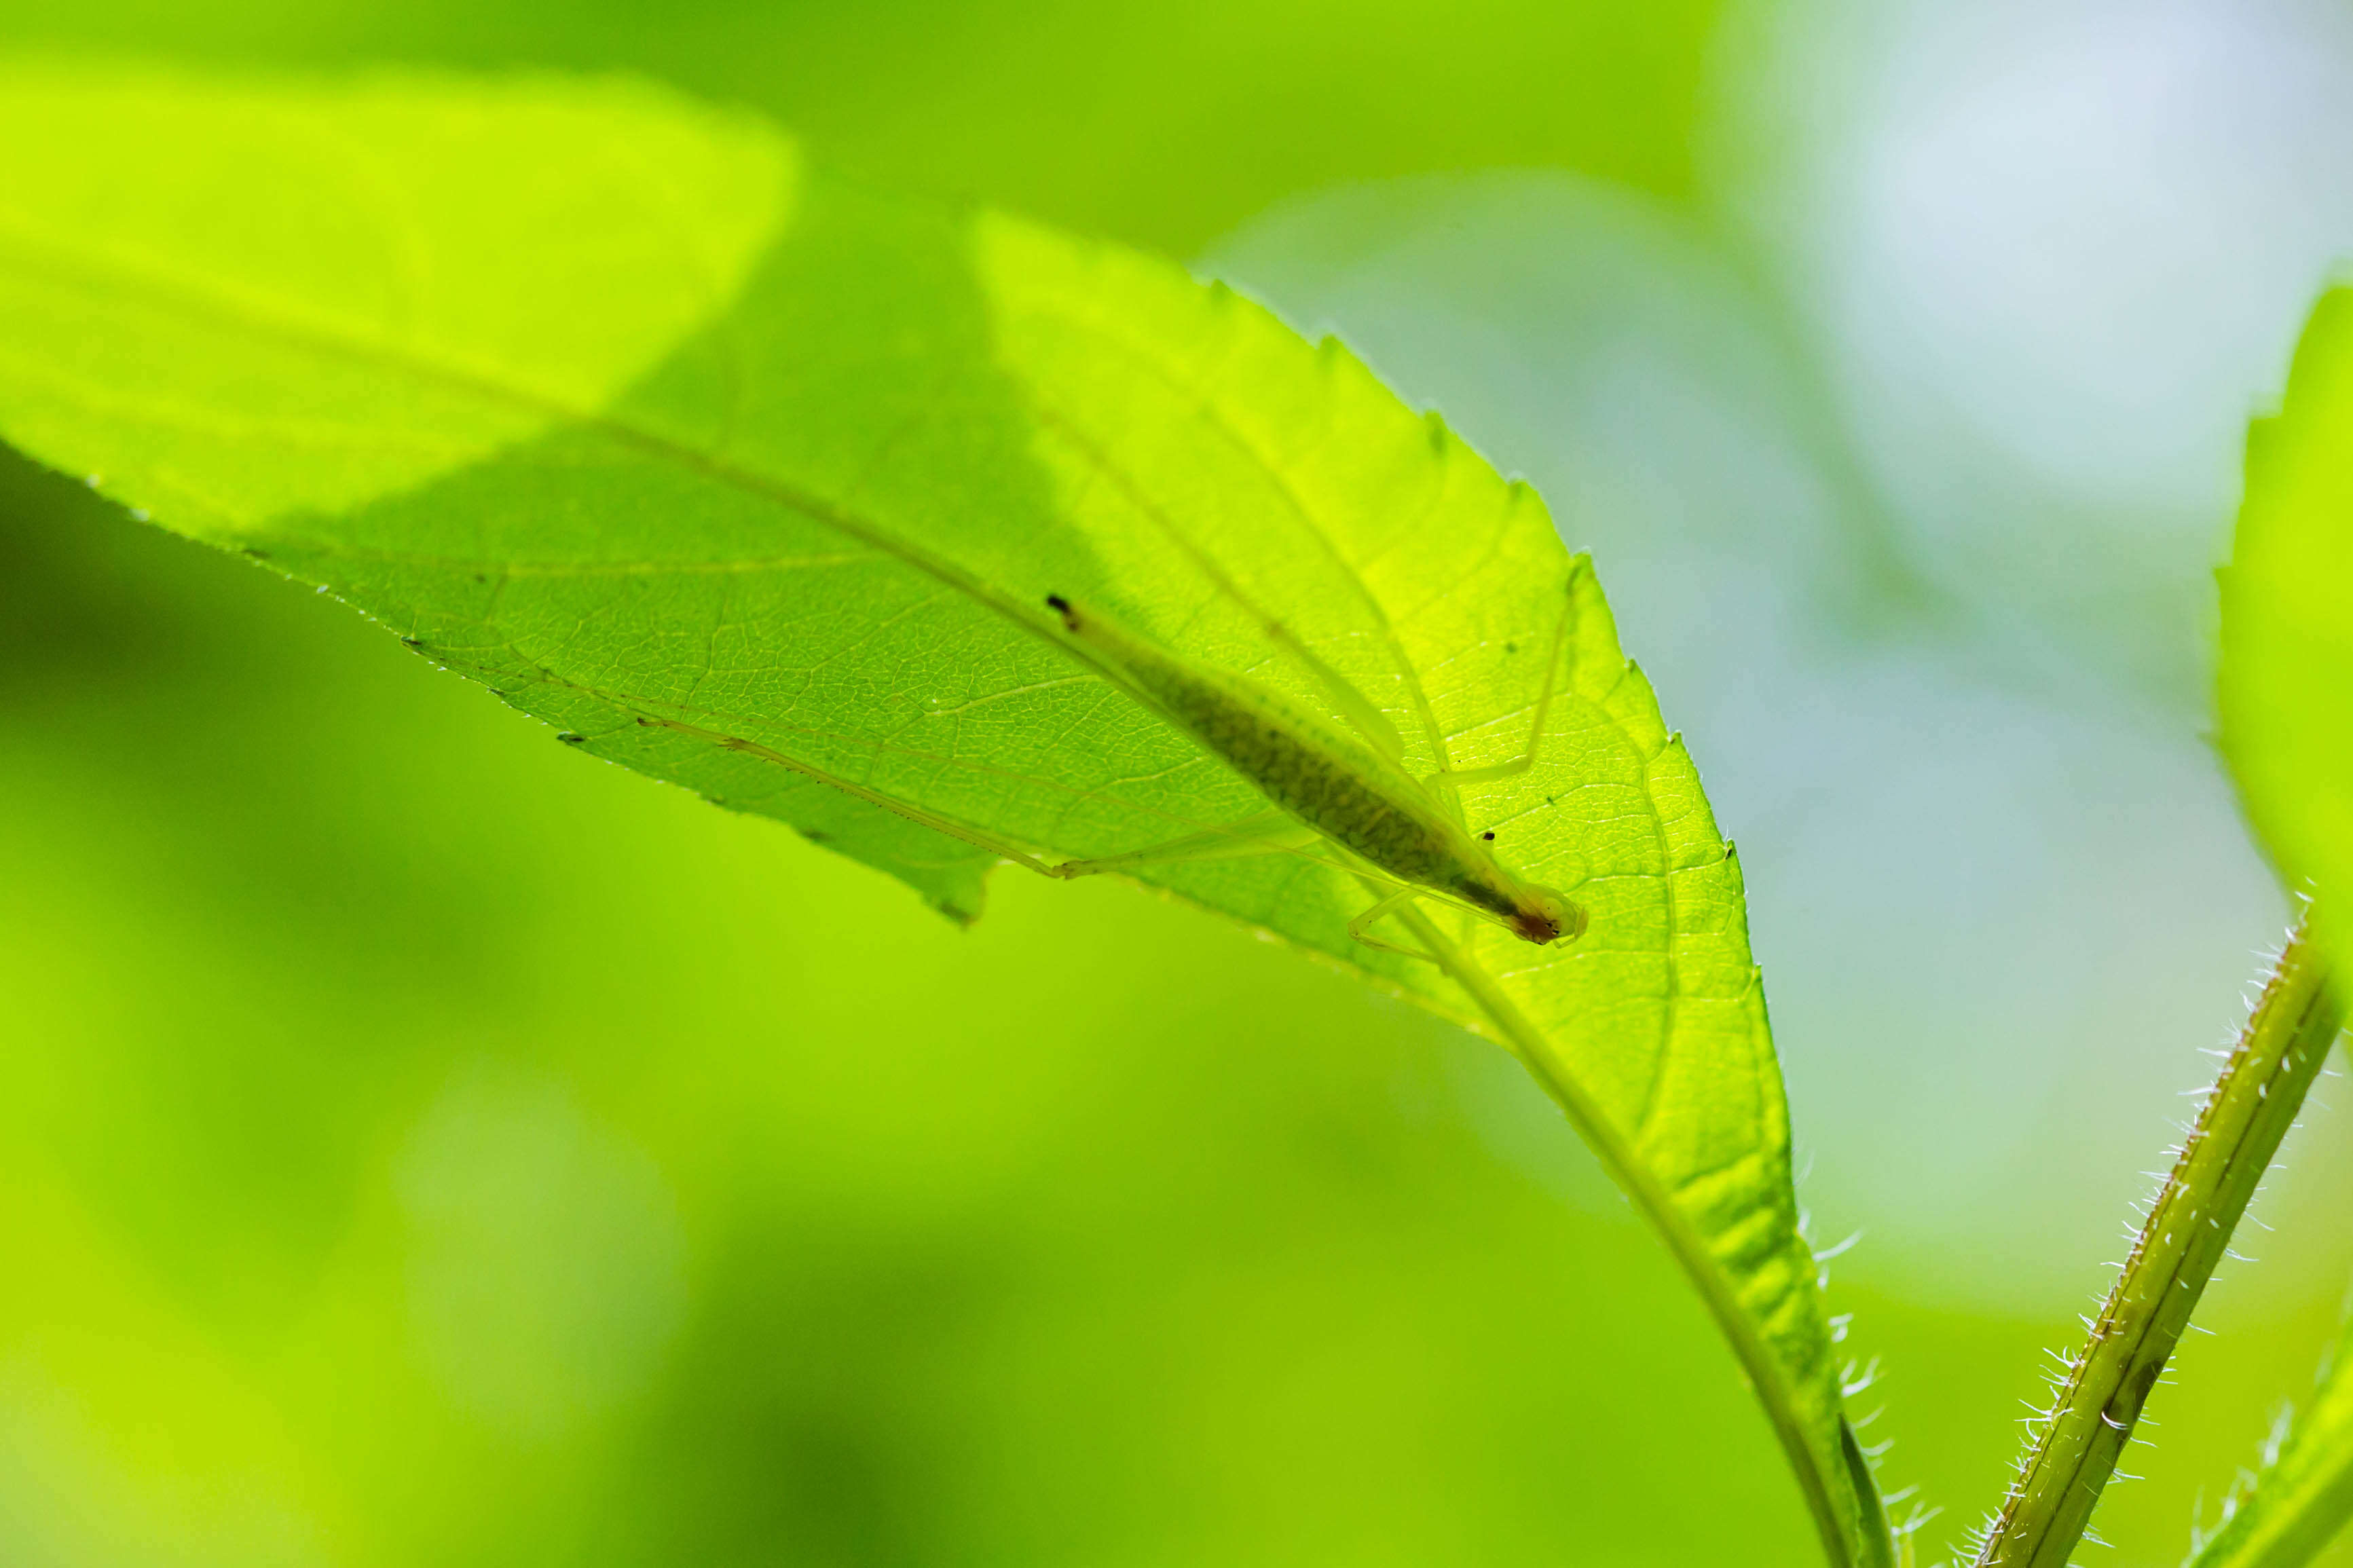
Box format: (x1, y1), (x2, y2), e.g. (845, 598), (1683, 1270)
(1401, 899), (1849, 1568)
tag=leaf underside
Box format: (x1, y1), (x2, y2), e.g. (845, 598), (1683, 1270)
(0, 60), (1870, 1563)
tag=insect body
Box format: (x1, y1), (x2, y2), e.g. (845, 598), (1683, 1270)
(1043, 595), (1582, 948)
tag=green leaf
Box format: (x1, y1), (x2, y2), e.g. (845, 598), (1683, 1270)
(0, 60), (1879, 1565)
(2202, 286), (2353, 1568)
(2223, 287), (2353, 957)
(2187, 1309), (2353, 1568)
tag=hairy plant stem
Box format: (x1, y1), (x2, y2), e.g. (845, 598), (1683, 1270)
(1974, 917), (2343, 1568)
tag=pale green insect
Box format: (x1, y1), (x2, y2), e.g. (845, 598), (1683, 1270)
(637, 586), (1585, 954)
(1038, 593), (1585, 952)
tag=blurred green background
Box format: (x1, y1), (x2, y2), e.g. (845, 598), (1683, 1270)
(7, 1), (2353, 1563)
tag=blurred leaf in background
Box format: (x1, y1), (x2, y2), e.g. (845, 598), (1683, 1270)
(0, 0), (1724, 254)
(2186, 1301), (2353, 1568)
(2224, 288), (2353, 977)
(2175, 280), (2353, 1568)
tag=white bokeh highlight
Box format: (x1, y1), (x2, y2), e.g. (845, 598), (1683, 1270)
(1718, 0), (2353, 696)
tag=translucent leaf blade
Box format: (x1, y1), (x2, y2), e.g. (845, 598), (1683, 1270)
(0, 62), (1876, 1563)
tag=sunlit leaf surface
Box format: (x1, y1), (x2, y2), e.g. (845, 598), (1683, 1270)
(0, 61), (1874, 1563)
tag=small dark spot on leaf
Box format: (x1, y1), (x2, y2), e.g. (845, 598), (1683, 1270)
(473, 572), (487, 584)
(241, 547), (270, 559)
(557, 732), (586, 746)
(1504, 641), (1518, 654)
(399, 636), (422, 648)
(802, 829), (830, 844)
(1481, 831), (1495, 840)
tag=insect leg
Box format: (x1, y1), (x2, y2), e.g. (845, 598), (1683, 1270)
(1049, 813), (1324, 879)
(1293, 641), (1408, 764)
(1346, 886), (1441, 963)
(635, 714), (1067, 876)
(644, 711), (1362, 889)
(1025, 417), (1409, 764)
(1427, 577), (1578, 789)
